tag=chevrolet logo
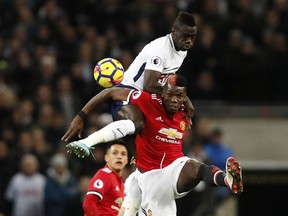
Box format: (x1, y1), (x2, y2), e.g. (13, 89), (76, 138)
(158, 128), (183, 139)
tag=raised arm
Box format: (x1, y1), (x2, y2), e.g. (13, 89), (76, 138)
(143, 70), (164, 94)
(61, 87), (131, 141)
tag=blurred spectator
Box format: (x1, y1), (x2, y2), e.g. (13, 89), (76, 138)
(44, 153), (80, 216)
(53, 73), (82, 128)
(191, 69), (224, 100)
(204, 127), (234, 171)
(204, 127), (235, 201)
(5, 154), (46, 216)
(0, 1), (288, 215)
(0, 140), (17, 215)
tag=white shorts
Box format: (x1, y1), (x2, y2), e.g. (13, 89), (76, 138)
(137, 156), (193, 216)
(122, 169), (142, 208)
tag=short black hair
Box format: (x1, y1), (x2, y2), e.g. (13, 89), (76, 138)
(105, 139), (128, 153)
(175, 74), (187, 87)
(167, 74), (187, 88)
(173, 11), (196, 28)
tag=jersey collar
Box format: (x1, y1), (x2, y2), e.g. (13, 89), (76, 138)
(168, 33), (176, 50)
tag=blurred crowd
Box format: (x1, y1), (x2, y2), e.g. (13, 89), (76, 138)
(0, 0), (288, 215)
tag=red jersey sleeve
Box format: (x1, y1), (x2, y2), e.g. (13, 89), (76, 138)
(128, 91), (153, 115)
(86, 168), (111, 201)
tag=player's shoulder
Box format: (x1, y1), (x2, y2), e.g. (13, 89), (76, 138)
(93, 167), (113, 178)
(151, 93), (163, 104)
(100, 166), (112, 174)
(130, 91), (162, 106)
(146, 34), (171, 50)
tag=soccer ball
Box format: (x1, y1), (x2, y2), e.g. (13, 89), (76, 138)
(93, 58), (124, 88)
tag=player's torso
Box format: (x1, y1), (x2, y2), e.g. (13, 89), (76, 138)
(136, 95), (187, 171)
(121, 34), (187, 90)
(89, 168), (124, 215)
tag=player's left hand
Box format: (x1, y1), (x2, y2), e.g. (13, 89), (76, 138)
(61, 115), (84, 141)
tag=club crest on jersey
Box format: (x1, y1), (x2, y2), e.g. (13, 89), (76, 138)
(148, 209), (153, 216)
(151, 56), (161, 66)
(158, 128), (183, 139)
(180, 121), (186, 130)
(114, 197), (123, 206)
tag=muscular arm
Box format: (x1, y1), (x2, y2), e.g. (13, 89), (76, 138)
(81, 88), (131, 115)
(61, 87), (131, 141)
(143, 70), (163, 94)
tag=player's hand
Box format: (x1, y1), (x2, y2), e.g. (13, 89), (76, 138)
(185, 114), (193, 130)
(183, 97), (194, 130)
(61, 115), (84, 141)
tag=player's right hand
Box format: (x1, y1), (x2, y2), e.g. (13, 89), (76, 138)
(61, 115), (84, 141)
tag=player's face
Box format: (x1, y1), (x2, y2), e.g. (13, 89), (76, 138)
(105, 144), (128, 175)
(162, 84), (187, 113)
(172, 25), (197, 51)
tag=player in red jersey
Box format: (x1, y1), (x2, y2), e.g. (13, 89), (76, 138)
(65, 75), (243, 215)
(83, 140), (128, 216)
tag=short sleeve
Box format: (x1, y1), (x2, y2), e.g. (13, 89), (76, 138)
(145, 55), (164, 72)
(87, 171), (111, 201)
(128, 91), (153, 115)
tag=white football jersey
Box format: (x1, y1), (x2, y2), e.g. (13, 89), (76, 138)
(121, 34), (187, 90)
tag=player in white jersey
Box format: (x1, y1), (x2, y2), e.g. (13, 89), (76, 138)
(121, 33), (187, 91)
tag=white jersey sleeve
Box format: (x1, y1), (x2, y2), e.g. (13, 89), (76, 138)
(121, 34), (187, 90)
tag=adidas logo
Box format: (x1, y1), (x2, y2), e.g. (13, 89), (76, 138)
(155, 116), (164, 122)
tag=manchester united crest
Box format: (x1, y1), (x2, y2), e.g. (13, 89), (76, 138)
(180, 121), (186, 131)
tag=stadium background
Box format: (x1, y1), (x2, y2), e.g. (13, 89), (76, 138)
(0, 0), (288, 215)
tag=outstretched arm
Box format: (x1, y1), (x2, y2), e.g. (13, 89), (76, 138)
(61, 87), (131, 141)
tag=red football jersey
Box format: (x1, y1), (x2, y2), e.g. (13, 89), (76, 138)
(85, 165), (124, 216)
(128, 91), (189, 172)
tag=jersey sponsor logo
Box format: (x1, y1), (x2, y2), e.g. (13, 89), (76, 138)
(132, 91), (141, 99)
(93, 179), (104, 189)
(158, 127), (183, 139)
(155, 136), (181, 144)
(151, 56), (161, 66)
